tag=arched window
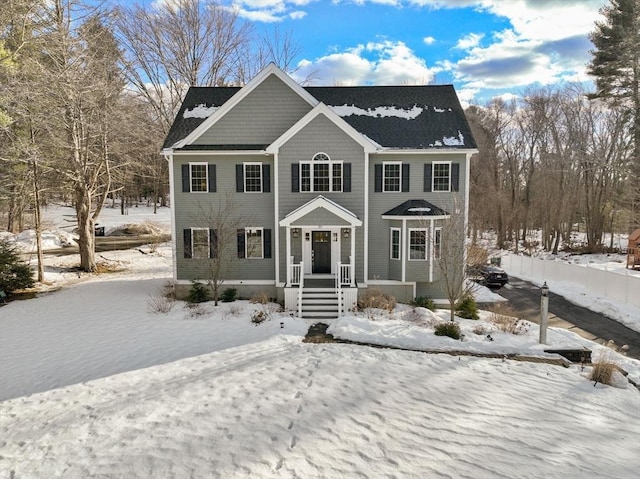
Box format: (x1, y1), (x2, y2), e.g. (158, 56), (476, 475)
(300, 152), (342, 192)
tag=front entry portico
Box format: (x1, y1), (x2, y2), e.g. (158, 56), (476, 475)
(280, 195), (362, 288)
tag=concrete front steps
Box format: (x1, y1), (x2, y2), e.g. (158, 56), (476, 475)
(300, 288), (339, 319)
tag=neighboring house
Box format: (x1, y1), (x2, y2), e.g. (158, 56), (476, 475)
(162, 64), (477, 318)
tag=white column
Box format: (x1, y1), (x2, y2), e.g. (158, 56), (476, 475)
(285, 226), (291, 284)
(350, 226), (356, 286)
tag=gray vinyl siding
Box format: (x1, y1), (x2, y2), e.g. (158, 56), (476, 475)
(173, 153), (275, 281)
(277, 115), (366, 283)
(367, 152), (468, 284)
(193, 75), (313, 146)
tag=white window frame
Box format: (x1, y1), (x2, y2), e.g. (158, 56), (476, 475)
(408, 228), (428, 261)
(189, 162), (208, 193)
(191, 227), (210, 259)
(433, 227), (442, 259)
(244, 162), (263, 193)
(383, 161), (402, 192)
(300, 152), (343, 193)
(390, 228), (401, 260)
(432, 161), (451, 192)
(245, 227), (264, 259)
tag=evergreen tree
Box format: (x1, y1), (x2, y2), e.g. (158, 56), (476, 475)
(0, 239), (34, 293)
(588, 0), (640, 216)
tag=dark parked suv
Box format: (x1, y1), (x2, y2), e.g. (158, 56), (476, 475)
(479, 265), (509, 288)
(468, 264), (509, 288)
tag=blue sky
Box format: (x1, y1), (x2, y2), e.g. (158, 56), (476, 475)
(155, 0), (608, 105)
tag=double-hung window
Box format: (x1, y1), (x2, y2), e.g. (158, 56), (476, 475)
(433, 162), (451, 192)
(236, 163), (270, 193)
(183, 227), (216, 259)
(300, 153), (343, 192)
(383, 162), (401, 192)
(244, 163), (263, 192)
(390, 228), (401, 260)
(245, 228), (263, 259)
(409, 229), (427, 260)
(237, 227), (272, 259)
(190, 163), (208, 192)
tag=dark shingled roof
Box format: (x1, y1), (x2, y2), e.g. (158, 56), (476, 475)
(163, 84), (476, 151)
(382, 199), (448, 217)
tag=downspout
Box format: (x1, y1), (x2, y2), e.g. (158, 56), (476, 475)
(273, 151), (280, 286)
(165, 152), (177, 281)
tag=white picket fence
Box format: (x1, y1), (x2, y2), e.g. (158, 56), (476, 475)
(501, 254), (640, 309)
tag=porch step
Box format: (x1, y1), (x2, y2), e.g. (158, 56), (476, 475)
(301, 288), (339, 319)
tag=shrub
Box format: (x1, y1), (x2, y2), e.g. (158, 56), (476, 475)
(0, 239), (34, 293)
(412, 296), (435, 310)
(184, 302), (207, 319)
(590, 350), (625, 387)
(488, 303), (529, 335)
(434, 321), (461, 340)
(455, 293), (479, 320)
(250, 291), (270, 304)
(221, 287), (238, 303)
(147, 294), (175, 314)
(186, 281), (211, 304)
(358, 288), (396, 315)
(251, 310), (269, 325)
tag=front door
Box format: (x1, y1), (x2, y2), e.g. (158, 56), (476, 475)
(312, 231), (331, 274)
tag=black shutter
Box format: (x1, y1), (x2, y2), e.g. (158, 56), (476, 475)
(263, 164), (270, 193)
(291, 163), (299, 192)
(209, 229), (218, 258)
(374, 164), (382, 192)
(343, 163), (351, 192)
(451, 163), (460, 192)
(264, 229), (272, 258)
(183, 229), (192, 258)
(424, 164), (432, 192)
(402, 164), (410, 192)
(237, 229), (245, 258)
(182, 165), (190, 192)
(236, 164), (244, 192)
(208, 164), (216, 192)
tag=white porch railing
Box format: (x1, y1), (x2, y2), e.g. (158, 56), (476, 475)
(286, 257), (304, 317)
(289, 256), (302, 286)
(335, 256), (355, 317)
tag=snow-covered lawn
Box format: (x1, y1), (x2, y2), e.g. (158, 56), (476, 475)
(1, 205), (639, 477)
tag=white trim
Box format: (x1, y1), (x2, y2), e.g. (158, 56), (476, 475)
(299, 158), (344, 193)
(266, 103), (378, 154)
(280, 195), (362, 227)
(162, 149), (268, 156)
(175, 64), (318, 149)
(244, 227), (264, 259)
(364, 152), (369, 286)
(432, 160), (452, 192)
(382, 161), (402, 193)
(381, 214), (450, 221)
(175, 279), (276, 286)
(188, 162), (209, 193)
(190, 227), (211, 259)
(274, 151), (280, 285)
(166, 153), (177, 281)
(374, 148), (479, 155)
(401, 219), (406, 282)
(390, 227), (401, 260)
(243, 161), (263, 193)
(408, 228), (428, 261)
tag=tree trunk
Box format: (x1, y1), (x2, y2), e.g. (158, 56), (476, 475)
(75, 186), (96, 272)
(32, 158), (44, 282)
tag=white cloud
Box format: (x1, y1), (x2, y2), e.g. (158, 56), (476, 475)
(227, 0), (312, 22)
(423, 36), (436, 45)
(455, 33), (483, 50)
(294, 41), (436, 85)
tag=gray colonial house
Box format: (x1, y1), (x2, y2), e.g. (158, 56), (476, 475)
(162, 64), (477, 318)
